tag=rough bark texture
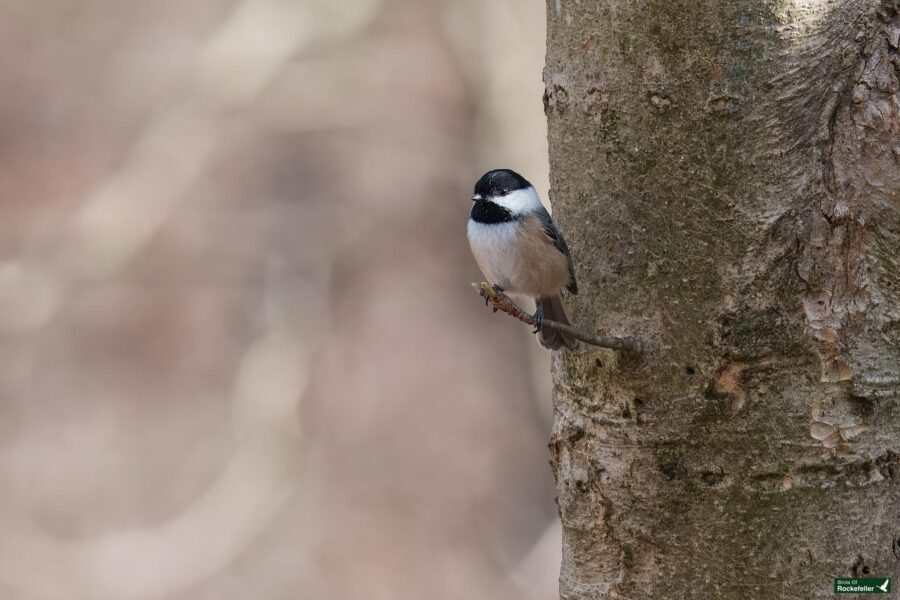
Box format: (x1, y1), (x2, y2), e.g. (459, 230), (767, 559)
(544, 0), (900, 598)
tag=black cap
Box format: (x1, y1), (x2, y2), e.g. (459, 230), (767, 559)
(473, 169), (532, 197)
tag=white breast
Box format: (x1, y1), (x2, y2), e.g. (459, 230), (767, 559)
(466, 219), (519, 291)
(468, 214), (572, 298)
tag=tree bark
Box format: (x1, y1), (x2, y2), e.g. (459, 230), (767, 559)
(544, 0), (900, 597)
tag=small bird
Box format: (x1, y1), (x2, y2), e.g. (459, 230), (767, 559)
(467, 168), (578, 350)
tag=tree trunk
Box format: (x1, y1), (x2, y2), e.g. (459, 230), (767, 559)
(544, 0), (900, 597)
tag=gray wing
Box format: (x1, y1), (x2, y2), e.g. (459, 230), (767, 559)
(535, 206), (578, 295)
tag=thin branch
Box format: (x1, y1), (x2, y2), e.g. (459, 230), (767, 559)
(471, 282), (643, 354)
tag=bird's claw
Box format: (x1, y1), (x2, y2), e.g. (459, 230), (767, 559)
(532, 313), (543, 334)
(533, 301), (544, 334)
(485, 284), (503, 307)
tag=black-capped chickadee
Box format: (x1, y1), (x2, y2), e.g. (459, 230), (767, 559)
(467, 169), (578, 350)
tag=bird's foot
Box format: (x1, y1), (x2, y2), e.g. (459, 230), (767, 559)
(533, 303), (544, 334)
(485, 284), (504, 307)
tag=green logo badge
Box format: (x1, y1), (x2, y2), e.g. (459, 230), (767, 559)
(834, 578), (891, 594)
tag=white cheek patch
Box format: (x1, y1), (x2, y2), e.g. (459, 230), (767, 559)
(493, 187), (544, 216)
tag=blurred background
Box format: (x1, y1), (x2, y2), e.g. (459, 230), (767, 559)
(0, 0), (560, 599)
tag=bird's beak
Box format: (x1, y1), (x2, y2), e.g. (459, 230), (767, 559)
(472, 194), (483, 203)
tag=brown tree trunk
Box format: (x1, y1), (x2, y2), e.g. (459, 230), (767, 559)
(544, 0), (900, 597)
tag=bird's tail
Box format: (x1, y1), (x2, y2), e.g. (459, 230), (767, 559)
(537, 295), (578, 351)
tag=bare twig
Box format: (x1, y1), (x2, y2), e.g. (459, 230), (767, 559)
(471, 282), (642, 354)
